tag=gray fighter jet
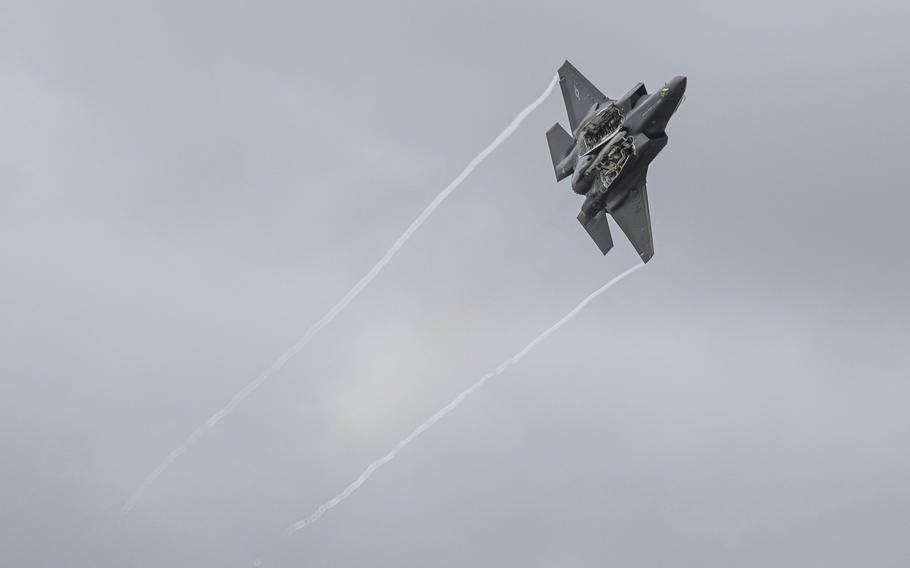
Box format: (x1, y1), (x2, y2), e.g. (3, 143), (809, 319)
(546, 61), (686, 262)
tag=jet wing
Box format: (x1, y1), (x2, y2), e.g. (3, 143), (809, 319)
(558, 61), (610, 133)
(609, 178), (654, 263)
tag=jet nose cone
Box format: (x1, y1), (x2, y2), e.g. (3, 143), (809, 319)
(658, 76), (686, 102)
(661, 76), (686, 98)
(671, 75), (687, 92)
(641, 75), (687, 136)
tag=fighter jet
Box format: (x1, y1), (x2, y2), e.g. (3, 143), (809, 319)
(546, 61), (686, 262)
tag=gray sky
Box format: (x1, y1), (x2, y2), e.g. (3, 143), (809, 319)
(2, 0), (909, 566)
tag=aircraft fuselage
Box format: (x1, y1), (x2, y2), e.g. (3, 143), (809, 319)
(545, 63), (686, 261)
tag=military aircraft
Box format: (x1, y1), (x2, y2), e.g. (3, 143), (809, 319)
(546, 61), (686, 262)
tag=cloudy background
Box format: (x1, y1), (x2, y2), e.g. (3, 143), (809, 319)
(2, 0), (909, 565)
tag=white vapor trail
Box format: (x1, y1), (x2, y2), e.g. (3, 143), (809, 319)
(122, 73), (560, 514)
(287, 262), (645, 533)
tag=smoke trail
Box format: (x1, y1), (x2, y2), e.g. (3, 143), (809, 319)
(286, 262), (645, 533)
(122, 74), (560, 514)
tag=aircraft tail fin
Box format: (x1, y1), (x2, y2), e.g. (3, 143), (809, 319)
(546, 123), (575, 181)
(577, 210), (614, 255)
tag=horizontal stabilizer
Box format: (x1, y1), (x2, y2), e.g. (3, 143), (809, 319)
(577, 210), (614, 255)
(546, 123), (574, 181)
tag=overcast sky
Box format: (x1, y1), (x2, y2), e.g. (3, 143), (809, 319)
(2, 0), (909, 566)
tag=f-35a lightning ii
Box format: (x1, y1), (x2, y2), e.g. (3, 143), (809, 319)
(546, 61), (686, 262)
